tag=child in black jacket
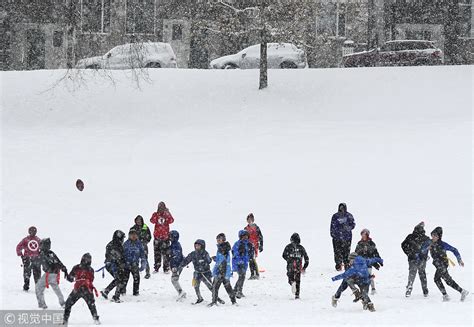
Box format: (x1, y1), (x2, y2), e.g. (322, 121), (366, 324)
(355, 228), (381, 294)
(282, 233), (309, 299)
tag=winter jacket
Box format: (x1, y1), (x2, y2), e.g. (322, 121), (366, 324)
(16, 235), (41, 258)
(213, 242), (232, 279)
(150, 209), (174, 240)
(355, 239), (381, 268)
(330, 203), (355, 241)
(401, 225), (430, 261)
(39, 239), (66, 274)
(181, 239), (212, 273)
(123, 239), (146, 266)
(232, 239), (254, 272)
(331, 256), (383, 285)
(68, 255), (96, 294)
(169, 230), (183, 269)
(105, 231), (126, 269)
(422, 240), (462, 269)
(130, 223), (152, 244)
(282, 233), (309, 272)
(244, 223), (263, 253)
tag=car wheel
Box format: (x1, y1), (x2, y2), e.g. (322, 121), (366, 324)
(85, 64), (100, 69)
(280, 61), (298, 69)
(223, 63), (238, 69)
(146, 62), (161, 68)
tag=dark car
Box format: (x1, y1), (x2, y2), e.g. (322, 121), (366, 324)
(342, 40), (444, 68)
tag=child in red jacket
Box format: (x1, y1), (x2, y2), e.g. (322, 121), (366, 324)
(244, 213), (263, 280)
(150, 201), (175, 273)
(16, 226), (41, 291)
(63, 253), (100, 325)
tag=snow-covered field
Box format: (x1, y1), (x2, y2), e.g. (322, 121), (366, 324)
(1, 66), (472, 326)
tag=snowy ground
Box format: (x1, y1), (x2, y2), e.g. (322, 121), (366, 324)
(1, 66), (472, 326)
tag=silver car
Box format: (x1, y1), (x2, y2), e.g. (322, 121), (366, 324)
(76, 42), (178, 69)
(210, 43), (307, 69)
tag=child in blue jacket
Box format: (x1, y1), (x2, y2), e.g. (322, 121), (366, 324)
(123, 229), (147, 296)
(169, 230), (186, 301)
(421, 227), (469, 302)
(232, 230), (254, 298)
(331, 252), (383, 312)
(208, 233), (236, 307)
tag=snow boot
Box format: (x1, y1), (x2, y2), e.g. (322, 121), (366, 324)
(442, 294), (450, 302)
(423, 290), (429, 298)
(291, 282), (297, 295)
(194, 297), (204, 305)
(207, 302), (217, 307)
(176, 291), (187, 302)
(352, 289), (362, 302)
(217, 297), (225, 304)
(371, 288), (376, 295)
(111, 296), (122, 303)
(235, 292), (245, 299)
(133, 292), (139, 296)
(144, 273), (151, 279)
(61, 319), (68, 325)
(405, 286), (412, 298)
(93, 316), (101, 325)
(39, 304), (48, 310)
(295, 295), (300, 300)
(461, 289), (469, 302)
(331, 295), (338, 308)
(100, 291), (108, 300)
(367, 302), (376, 312)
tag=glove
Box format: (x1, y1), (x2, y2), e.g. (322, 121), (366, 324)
(331, 277), (337, 282)
(301, 268), (306, 275)
(139, 259), (147, 272)
(61, 266), (68, 274)
(373, 263), (380, 270)
(66, 273), (74, 282)
(259, 245), (263, 253)
(459, 260), (464, 267)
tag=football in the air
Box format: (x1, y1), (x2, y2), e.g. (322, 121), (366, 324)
(76, 179), (84, 191)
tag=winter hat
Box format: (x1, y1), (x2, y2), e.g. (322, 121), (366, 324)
(135, 215), (144, 225)
(360, 228), (370, 236)
(81, 253), (92, 267)
(216, 233), (226, 241)
(290, 233), (301, 244)
(431, 226), (443, 239)
(40, 238), (51, 251)
(129, 228), (138, 236)
(28, 226), (37, 236)
(247, 213), (255, 222)
(170, 230), (180, 241)
(338, 203), (347, 212)
(414, 221), (425, 234)
(348, 252), (358, 261)
(113, 230), (125, 243)
(238, 230), (249, 239)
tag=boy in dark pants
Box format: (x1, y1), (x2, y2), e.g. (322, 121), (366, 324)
(421, 227), (469, 302)
(101, 230), (126, 303)
(208, 233), (236, 307)
(130, 215), (152, 279)
(123, 229), (147, 296)
(244, 213), (263, 280)
(330, 203), (355, 271)
(180, 239), (224, 304)
(169, 230), (186, 301)
(331, 252), (383, 312)
(282, 233), (309, 299)
(150, 202), (174, 273)
(63, 253), (100, 325)
(401, 222), (430, 297)
(232, 230), (254, 298)
(355, 228), (381, 294)
(16, 226), (42, 291)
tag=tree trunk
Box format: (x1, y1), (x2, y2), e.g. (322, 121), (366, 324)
(259, 39), (268, 90)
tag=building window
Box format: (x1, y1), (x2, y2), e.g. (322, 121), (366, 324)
(53, 31), (63, 47)
(172, 24), (183, 40)
(81, 0), (111, 33)
(126, 0), (155, 34)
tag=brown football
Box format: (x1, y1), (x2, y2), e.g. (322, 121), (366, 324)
(76, 179), (84, 191)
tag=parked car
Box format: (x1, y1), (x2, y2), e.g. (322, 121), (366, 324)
(342, 40), (444, 67)
(76, 42), (177, 69)
(210, 43), (307, 69)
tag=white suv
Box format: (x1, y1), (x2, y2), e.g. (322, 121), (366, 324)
(210, 43), (307, 69)
(76, 42), (178, 69)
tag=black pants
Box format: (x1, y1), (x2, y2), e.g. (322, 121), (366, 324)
(249, 258), (259, 277)
(212, 275), (235, 303)
(193, 271), (213, 300)
(233, 266), (246, 295)
(22, 256), (41, 291)
(63, 287), (98, 321)
(334, 279), (358, 299)
(347, 278), (371, 305)
(103, 265), (127, 298)
(407, 260), (428, 294)
(434, 265), (462, 295)
(332, 239), (351, 269)
(287, 268), (302, 296)
(153, 239), (170, 272)
(124, 264), (140, 295)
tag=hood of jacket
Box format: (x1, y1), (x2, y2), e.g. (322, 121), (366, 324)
(80, 252), (92, 267)
(40, 238), (51, 251)
(112, 230), (126, 244)
(170, 230), (180, 242)
(290, 233), (301, 244)
(338, 203), (347, 213)
(195, 239), (206, 250)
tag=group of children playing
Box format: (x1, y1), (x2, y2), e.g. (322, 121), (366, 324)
(15, 207), (469, 325)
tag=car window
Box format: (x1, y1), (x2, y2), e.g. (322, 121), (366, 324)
(241, 45), (259, 55)
(108, 45), (130, 57)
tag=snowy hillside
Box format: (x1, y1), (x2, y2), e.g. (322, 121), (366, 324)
(1, 66), (472, 326)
